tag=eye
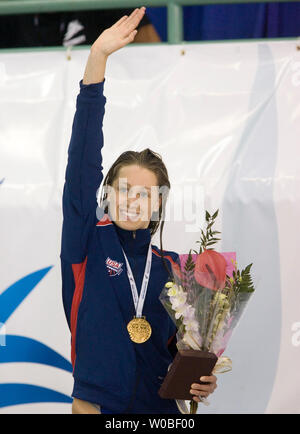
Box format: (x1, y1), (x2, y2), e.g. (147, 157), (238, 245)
(119, 186), (128, 194)
(140, 191), (149, 198)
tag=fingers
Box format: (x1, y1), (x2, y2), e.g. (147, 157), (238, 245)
(111, 15), (128, 28)
(122, 30), (138, 46)
(189, 386), (211, 400)
(190, 384), (211, 398)
(200, 375), (217, 384)
(111, 7), (145, 29)
(121, 7), (146, 32)
(189, 375), (218, 399)
(192, 395), (207, 403)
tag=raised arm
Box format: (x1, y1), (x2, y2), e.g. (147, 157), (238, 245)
(60, 8), (146, 329)
(61, 7), (146, 263)
(83, 6), (146, 84)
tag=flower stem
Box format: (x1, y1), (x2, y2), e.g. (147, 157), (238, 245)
(190, 400), (198, 414)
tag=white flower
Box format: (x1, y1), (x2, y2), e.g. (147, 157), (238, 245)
(170, 291), (187, 310)
(167, 284), (179, 297)
(174, 303), (189, 320)
(181, 305), (198, 332)
(182, 304), (196, 321)
(183, 318), (199, 332)
(182, 331), (202, 350)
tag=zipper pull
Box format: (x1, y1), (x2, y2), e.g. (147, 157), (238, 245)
(133, 230), (136, 239)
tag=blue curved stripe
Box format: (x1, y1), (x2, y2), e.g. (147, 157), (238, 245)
(0, 266), (52, 323)
(0, 384), (72, 408)
(0, 335), (72, 373)
(0, 178), (4, 185)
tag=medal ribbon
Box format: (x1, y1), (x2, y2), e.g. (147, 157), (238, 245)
(121, 242), (152, 318)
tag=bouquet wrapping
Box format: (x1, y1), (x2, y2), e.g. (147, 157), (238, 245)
(158, 210), (255, 413)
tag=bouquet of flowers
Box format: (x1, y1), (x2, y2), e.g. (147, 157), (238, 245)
(158, 210), (255, 414)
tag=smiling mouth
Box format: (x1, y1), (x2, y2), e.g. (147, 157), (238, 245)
(119, 209), (140, 220)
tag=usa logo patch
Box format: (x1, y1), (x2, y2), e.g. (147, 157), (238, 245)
(105, 257), (123, 277)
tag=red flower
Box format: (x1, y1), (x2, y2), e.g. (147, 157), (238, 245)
(194, 250), (227, 291)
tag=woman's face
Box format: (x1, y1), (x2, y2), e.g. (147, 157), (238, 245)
(107, 164), (160, 231)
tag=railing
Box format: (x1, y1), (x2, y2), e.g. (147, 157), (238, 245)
(0, 0), (298, 44)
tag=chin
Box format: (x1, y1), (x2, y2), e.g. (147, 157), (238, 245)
(115, 218), (148, 231)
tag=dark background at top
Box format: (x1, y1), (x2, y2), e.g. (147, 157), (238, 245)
(0, 2), (299, 49)
(147, 2), (300, 41)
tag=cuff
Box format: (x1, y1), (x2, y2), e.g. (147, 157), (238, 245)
(77, 78), (106, 104)
(79, 78), (105, 94)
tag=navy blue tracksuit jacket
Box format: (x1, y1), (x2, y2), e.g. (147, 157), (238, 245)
(60, 78), (180, 414)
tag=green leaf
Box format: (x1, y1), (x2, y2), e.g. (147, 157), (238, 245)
(212, 210), (219, 219)
(240, 269), (255, 292)
(184, 251), (196, 272)
(244, 263), (253, 273)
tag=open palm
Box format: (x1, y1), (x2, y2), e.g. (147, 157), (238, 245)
(91, 7), (146, 56)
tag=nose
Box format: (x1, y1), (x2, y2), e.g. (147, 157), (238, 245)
(127, 196), (140, 211)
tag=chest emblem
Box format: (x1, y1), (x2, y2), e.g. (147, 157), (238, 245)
(105, 257), (123, 277)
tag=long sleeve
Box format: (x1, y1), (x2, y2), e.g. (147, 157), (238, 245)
(60, 78), (106, 264)
(60, 79), (106, 329)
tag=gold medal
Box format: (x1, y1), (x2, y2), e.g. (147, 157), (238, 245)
(127, 316), (152, 344)
(122, 243), (153, 344)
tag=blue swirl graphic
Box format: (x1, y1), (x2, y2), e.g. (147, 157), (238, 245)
(0, 335), (72, 373)
(0, 267), (73, 409)
(0, 267), (52, 323)
(0, 384), (72, 408)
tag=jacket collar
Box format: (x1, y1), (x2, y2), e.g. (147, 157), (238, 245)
(112, 221), (151, 256)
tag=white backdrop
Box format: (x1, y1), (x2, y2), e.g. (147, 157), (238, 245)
(0, 40), (299, 414)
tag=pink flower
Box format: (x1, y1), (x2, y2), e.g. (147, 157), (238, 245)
(222, 252), (237, 278)
(194, 250), (227, 291)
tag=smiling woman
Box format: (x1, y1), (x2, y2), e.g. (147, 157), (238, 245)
(99, 151), (170, 234)
(60, 7), (218, 415)
(110, 164), (157, 228)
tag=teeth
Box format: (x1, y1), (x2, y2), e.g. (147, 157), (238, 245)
(120, 210), (139, 218)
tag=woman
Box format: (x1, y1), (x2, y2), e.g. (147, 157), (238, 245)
(61, 7), (217, 414)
